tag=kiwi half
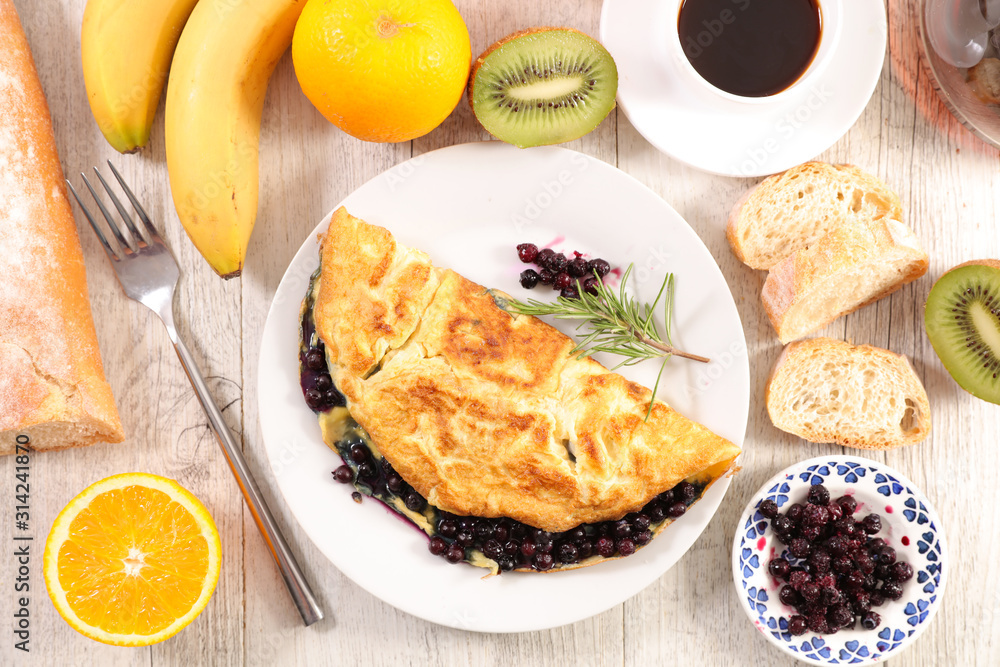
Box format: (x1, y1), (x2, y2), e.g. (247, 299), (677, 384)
(468, 27), (618, 148)
(925, 260), (1000, 404)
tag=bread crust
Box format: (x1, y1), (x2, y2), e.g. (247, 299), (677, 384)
(0, 0), (124, 454)
(727, 161), (903, 270)
(766, 338), (931, 450)
(314, 209), (741, 532)
(761, 218), (929, 343)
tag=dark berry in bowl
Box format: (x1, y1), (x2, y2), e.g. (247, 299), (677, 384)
(517, 243), (539, 263)
(807, 484), (830, 506)
(779, 585), (800, 606)
(881, 580), (904, 601)
(758, 499), (779, 519)
(862, 513), (882, 534)
(787, 615), (808, 636)
(538, 268), (556, 285)
(836, 495), (858, 515)
(785, 503), (804, 524)
(768, 557), (791, 579)
(553, 272), (573, 290)
(861, 611), (881, 630)
(536, 248), (555, 266)
(519, 269), (540, 289)
(876, 546), (897, 565)
(890, 561), (914, 582)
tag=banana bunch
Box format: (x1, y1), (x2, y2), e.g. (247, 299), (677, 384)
(81, 0), (307, 278)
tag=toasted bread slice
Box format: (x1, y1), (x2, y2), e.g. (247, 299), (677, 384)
(727, 162), (903, 270)
(761, 218), (928, 344)
(766, 338), (931, 450)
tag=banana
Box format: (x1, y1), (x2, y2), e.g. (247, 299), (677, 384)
(165, 0), (307, 278)
(81, 0), (200, 153)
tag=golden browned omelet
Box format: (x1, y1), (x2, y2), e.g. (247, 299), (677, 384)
(313, 207), (740, 533)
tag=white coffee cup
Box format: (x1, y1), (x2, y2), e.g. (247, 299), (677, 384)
(663, 0), (843, 104)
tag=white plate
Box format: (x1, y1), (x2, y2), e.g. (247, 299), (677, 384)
(258, 142), (749, 632)
(599, 0), (887, 177)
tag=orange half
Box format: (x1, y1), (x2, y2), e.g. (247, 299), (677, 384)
(43, 473), (221, 646)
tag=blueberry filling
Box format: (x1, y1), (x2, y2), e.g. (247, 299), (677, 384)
(299, 271), (707, 573)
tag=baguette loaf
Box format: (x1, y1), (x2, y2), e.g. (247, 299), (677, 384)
(761, 217), (929, 344)
(0, 0), (124, 454)
(766, 338), (931, 450)
(727, 162), (902, 270)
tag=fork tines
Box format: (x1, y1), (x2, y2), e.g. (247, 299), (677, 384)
(66, 162), (162, 261)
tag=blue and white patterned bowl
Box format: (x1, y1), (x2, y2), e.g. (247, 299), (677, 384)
(732, 455), (947, 665)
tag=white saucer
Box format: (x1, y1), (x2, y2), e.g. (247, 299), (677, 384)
(599, 0), (887, 177)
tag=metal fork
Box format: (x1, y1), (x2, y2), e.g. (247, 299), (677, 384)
(68, 163), (323, 627)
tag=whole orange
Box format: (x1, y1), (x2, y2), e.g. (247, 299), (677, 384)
(292, 0), (471, 143)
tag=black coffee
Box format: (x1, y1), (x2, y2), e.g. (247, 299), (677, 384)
(678, 0), (822, 97)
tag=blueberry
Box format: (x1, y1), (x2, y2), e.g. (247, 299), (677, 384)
(315, 374), (333, 391)
(428, 536), (447, 555)
(538, 268), (556, 285)
(807, 484), (830, 506)
(553, 272), (573, 290)
(667, 502), (687, 518)
(304, 388), (324, 410)
(404, 491), (426, 512)
(616, 538), (636, 556)
(445, 544), (465, 563)
(438, 518), (459, 538)
(567, 257), (589, 277)
(305, 348), (325, 371)
(517, 243), (539, 263)
(533, 552), (555, 571)
(758, 499), (779, 519)
(536, 248), (555, 266)
(545, 252), (568, 273)
(557, 542), (579, 563)
(331, 465), (353, 484)
(587, 258), (611, 277)
(560, 285), (580, 300)
(519, 269), (540, 289)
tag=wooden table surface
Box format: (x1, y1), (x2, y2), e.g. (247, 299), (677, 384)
(4, 0), (999, 665)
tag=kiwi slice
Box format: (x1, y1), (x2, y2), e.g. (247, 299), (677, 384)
(469, 28), (618, 148)
(925, 260), (1000, 403)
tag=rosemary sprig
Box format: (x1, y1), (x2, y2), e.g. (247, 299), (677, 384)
(503, 264), (709, 420)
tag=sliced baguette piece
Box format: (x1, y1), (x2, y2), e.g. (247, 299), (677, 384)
(727, 162), (903, 270)
(762, 217), (928, 344)
(766, 338), (931, 450)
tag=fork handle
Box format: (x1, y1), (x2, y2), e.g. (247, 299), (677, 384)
(170, 333), (324, 626)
